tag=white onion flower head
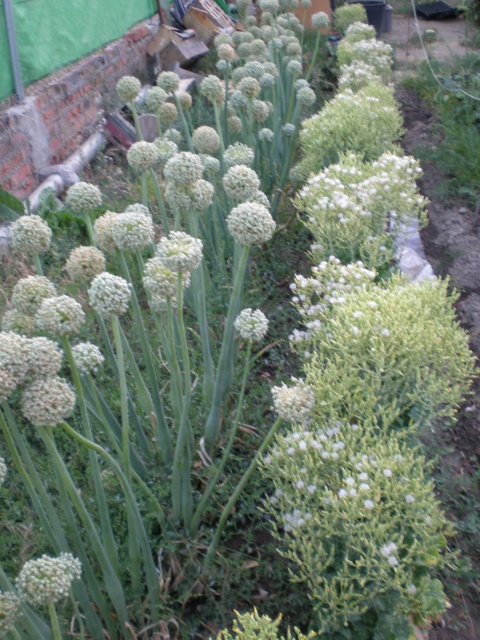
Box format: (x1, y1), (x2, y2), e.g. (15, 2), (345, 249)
(271, 378), (316, 423)
(157, 71), (180, 94)
(297, 86), (316, 107)
(11, 276), (57, 315)
(65, 182), (102, 212)
(223, 165), (260, 201)
(145, 86), (168, 112)
(164, 182), (194, 213)
(149, 295), (170, 315)
(36, 296), (85, 336)
(238, 76), (261, 100)
(125, 203), (150, 215)
(252, 99), (270, 122)
(312, 11), (329, 29)
(89, 273), (131, 318)
(259, 128), (274, 142)
(260, 73), (276, 89)
(259, 0), (279, 11)
(21, 376), (76, 426)
(164, 128), (183, 145)
(286, 59), (302, 75)
(94, 211), (119, 253)
(282, 123), (296, 137)
(214, 33), (234, 46)
(116, 76), (141, 102)
(235, 308), (269, 342)
(11, 215), (52, 255)
(127, 141), (159, 173)
(216, 59), (229, 74)
(191, 179), (215, 210)
(156, 232), (203, 273)
(200, 155), (221, 176)
(218, 43), (236, 61)
(143, 257), (184, 299)
(178, 91), (192, 109)
(251, 190), (271, 208)
(227, 202), (276, 246)
(224, 143), (255, 168)
(0, 331), (30, 401)
(192, 126), (220, 154)
(157, 102), (178, 125)
(26, 336), (63, 378)
(16, 553), (81, 606)
(112, 211), (154, 251)
(153, 138), (178, 165)
(164, 152), (203, 186)
(287, 42), (302, 57)
(1, 309), (36, 337)
(227, 115), (243, 134)
(72, 342), (104, 375)
(0, 592), (21, 636)
(0, 458), (7, 487)
(65, 246), (106, 282)
(200, 75), (225, 104)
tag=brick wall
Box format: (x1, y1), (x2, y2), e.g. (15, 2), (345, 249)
(0, 20), (157, 201)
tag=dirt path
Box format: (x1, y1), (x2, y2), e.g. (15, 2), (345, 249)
(383, 15), (479, 63)
(396, 85), (480, 640)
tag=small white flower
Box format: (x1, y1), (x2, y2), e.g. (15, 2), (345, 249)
(364, 500), (374, 510)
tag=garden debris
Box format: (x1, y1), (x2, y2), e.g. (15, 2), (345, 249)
(104, 112), (137, 149)
(147, 24), (208, 65)
(138, 114), (159, 142)
(182, 0), (244, 45)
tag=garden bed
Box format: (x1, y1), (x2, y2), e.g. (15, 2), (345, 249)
(397, 83), (480, 640)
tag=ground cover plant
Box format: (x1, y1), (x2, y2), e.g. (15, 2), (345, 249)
(0, 5), (476, 640)
(405, 55), (480, 209)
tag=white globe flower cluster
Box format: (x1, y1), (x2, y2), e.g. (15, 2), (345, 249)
(143, 232), (202, 313)
(88, 272), (131, 318)
(65, 182), (102, 212)
(16, 553), (82, 606)
(0, 330), (75, 420)
(10, 215), (52, 255)
(71, 342), (105, 376)
(162, 152), (214, 214)
(271, 378), (316, 424)
(234, 308), (269, 343)
(93, 206), (154, 254)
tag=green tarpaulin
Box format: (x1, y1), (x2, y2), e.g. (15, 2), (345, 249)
(0, 0), (157, 101)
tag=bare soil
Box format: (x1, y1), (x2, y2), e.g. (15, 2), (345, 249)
(396, 85), (480, 640)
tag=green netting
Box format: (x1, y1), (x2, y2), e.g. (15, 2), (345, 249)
(0, 0), (157, 101)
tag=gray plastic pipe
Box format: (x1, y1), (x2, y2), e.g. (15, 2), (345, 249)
(26, 131), (106, 212)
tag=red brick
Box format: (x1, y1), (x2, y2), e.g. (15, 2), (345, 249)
(10, 163), (31, 185)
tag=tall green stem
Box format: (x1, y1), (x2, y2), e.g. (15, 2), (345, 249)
(149, 168), (169, 235)
(203, 245), (250, 452)
(33, 253), (43, 276)
(306, 32), (322, 83)
(111, 315), (130, 482)
(48, 603), (63, 640)
(191, 342), (252, 532)
(206, 416), (283, 561)
(62, 336), (120, 574)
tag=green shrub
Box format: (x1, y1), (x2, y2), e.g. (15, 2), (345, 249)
(290, 267), (474, 429)
(295, 151), (427, 269)
(262, 423), (450, 638)
(216, 610), (316, 639)
(298, 84), (404, 176)
(334, 4), (367, 33)
(337, 37), (393, 75)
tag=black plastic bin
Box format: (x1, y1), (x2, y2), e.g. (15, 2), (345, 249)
(349, 0), (387, 36)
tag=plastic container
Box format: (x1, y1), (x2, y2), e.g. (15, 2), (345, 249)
(383, 4), (393, 33)
(349, 1), (386, 36)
